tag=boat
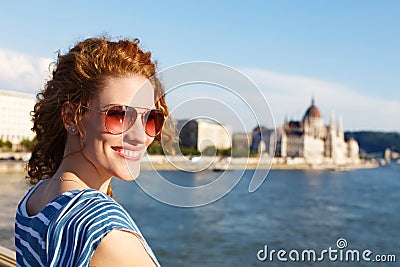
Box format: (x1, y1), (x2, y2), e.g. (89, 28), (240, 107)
(212, 157), (231, 172)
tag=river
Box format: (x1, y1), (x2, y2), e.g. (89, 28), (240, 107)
(1, 165), (399, 266)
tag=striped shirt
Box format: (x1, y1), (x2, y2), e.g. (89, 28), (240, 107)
(15, 180), (161, 267)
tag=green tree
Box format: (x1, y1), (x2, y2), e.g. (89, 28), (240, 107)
(3, 140), (12, 150)
(232, 149), (250, 158)
(217, 148), (231, 157)
(147, 140), (165, 155)
(179, 146), (201, 156)
(203, 146), (217, 156)
(202, 146), (232, 157)
(20, 138), (31, 150)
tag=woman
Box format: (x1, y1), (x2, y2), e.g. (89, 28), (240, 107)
(15, 37), (171, 266)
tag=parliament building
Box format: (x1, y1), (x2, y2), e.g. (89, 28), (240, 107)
(275, 99), (360, 165)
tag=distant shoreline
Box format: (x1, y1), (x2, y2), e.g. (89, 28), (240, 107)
(0, 157), (379, 174)
(0, 161), (26, 173)
(140, 156), (380, 171)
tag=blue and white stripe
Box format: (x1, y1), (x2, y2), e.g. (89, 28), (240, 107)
(15, 183), (160, 267)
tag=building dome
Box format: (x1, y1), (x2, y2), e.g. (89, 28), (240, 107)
(302, 98), (322, 122)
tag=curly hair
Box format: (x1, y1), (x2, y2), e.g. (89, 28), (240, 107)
(26, 37), (174, 196)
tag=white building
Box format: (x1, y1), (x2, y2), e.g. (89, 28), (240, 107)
(0, 90), (36, 146)
(275, 99), (360, 165)
(232, 132), (252, 151)
(177, 119), (232, 152)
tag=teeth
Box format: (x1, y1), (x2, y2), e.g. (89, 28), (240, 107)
(123, 150), (140, 157)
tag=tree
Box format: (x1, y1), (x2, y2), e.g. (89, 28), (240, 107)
(202, 146), (217, 156)
(147, 140), (165, 155)
(3, 140), (12, 150)
(179, 146), (201, 156)
(202, 146), (232, 157)
(19, 137), (37, 151)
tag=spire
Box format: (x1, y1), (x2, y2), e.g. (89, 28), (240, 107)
(311, 97), (315, 106)
(337, 115), (343, 138)
(330, 111), (336, 131)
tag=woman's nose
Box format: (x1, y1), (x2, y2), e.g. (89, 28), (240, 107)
(123, 114), (146, 144)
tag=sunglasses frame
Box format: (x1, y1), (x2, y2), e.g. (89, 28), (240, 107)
(82, 104), (165, 137)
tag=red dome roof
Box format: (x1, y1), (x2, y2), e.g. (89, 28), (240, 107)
(302, 99), (322, 121)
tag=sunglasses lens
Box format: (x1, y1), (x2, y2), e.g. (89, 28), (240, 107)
(144, 109), (165, 137)
(105, 106), (136, 134)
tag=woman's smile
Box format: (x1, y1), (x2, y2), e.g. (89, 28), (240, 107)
(111, 145), (144, 161)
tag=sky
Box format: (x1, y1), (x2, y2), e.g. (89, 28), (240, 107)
(0, 0), (399, 132)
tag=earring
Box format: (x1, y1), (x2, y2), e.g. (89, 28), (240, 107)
(67, 125), (77, 133)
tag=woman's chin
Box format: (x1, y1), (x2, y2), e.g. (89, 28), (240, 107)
(113, 159), (142, 181)
(125, 161), (144, 181)
(115, 167), (140, 181)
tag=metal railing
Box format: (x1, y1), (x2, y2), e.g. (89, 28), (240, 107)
(0, 246), (16, 267)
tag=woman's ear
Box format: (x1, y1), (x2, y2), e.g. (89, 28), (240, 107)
(61, 102), (79, 135)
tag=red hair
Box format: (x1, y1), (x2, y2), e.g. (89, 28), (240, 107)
(26, 37), (173, 196)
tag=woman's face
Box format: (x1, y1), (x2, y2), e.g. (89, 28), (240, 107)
(79, 75), (156, 181)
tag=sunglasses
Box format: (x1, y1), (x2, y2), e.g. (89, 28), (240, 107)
(83, 105), (165, 137)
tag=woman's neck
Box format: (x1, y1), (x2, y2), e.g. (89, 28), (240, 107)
(55, 153), (112, 194)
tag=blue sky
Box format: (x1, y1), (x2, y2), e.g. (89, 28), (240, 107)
(0, 0), (398, 132)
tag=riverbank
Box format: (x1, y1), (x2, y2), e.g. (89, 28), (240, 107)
(0, 156), (379, 173)
(0, 162), (26, 173)
(140, 155), (379, 171)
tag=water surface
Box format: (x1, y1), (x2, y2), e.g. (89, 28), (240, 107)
(1, 165), (399, 266)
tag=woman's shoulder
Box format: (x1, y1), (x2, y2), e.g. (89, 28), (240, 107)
(45, 190), (149, 266)
(58, 189), (136, 228)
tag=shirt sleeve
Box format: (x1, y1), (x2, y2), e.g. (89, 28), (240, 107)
(46, 191), (141, 267)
